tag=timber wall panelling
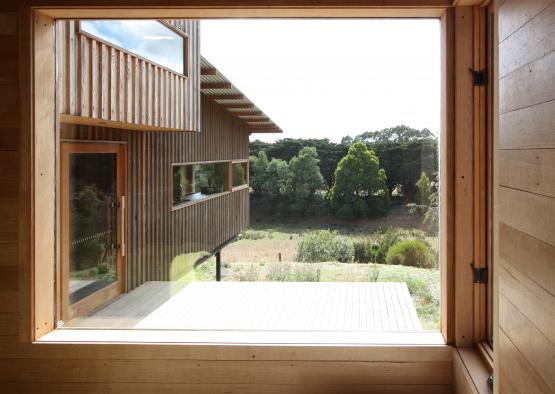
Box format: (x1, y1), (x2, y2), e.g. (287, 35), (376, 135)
(61, 95), (250, 289)
(0, 9), (20, 341)
(495, 0), (555, 393)
(57, 19), (200, 132)
(0, 3), (498, 393)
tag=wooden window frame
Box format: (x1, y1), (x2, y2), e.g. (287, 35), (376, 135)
(21, 5), (485, 347)
(231, 159), (249, 191)
(474, 0), (497, 371)
(170, 160), (233, 211)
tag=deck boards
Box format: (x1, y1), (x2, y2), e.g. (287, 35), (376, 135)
(67, 281), (422, 331)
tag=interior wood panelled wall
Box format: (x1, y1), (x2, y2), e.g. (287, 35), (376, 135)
(0, 9), (19, 338)
(494, 0), (555, 393)
(62, 95), (250, 290)
(1, 6), (468, 394)
(57, 19), (200, 132)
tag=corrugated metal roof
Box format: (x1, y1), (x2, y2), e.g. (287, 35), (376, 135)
(201, 57), (282, 134)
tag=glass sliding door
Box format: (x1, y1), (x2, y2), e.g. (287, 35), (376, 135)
(60, 142), (126, 322)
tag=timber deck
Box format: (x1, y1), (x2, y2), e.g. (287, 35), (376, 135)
(66, 281), (422, 331)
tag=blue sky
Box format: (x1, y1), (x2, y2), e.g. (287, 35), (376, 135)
(81, 20), (184, 74)
(201, 19), (441, 143)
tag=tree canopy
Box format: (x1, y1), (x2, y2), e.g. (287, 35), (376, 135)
(328, 142), (389, 219)
(286, 147), (325, 214)
(249, 147), (325, 216)
(351, 125), (435, 144)
(250, 125), (438, 203)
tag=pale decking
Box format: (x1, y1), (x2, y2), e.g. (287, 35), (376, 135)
(67, 281), (422, 331)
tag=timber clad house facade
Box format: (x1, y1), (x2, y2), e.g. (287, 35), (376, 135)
(55, 19), (281, 320)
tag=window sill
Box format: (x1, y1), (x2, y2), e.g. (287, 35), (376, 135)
(231, 184), (249, 192)
(172, 186), (249, 211)
(37, 329), (445, 346)
(476, 341), (494, 372)
(172, 191), (230, 210)
(454, 347), (493, 394)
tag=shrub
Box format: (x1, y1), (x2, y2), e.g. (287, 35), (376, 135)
(295, 230), (354, 263)
(386, 239), (437, 268)
(353, 239), (380, 263)
(374, 228), (426, 264)
(292, 264), (321, 282)
(97, 262), (109, 275)
(265, 262), (292, 281)
(241, 230), (266, 240)
(368, 264), (380, 282)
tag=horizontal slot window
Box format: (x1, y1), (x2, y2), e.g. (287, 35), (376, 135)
(232, 161), (248, 188)
(173, 162), (230, 206)
(80, 20), (186, 75)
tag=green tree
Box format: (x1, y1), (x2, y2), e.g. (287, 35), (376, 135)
(250, 138), (347, 190)
(328, 142), (389, 219)
(262, 158), (289, 198)
(354, 125), (434, 144)
(407, 171), (439, 235)
(249, 151), (269, 194)
(423, 191), (439, 235)
(250, 151), (289, 215)
(416, 171), (432, 205)
(286, 147), (325, 215)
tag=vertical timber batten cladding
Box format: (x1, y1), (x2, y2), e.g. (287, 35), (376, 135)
(56, 19), (201, 132)
(495, 0), (555, 393)
(61, 95), (251, 290)
(56, 18), (282, 291)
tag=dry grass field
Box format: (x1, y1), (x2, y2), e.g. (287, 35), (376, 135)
(191, 208), (441, 330)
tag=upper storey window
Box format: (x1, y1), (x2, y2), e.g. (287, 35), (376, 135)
(80, 20), (187, 75)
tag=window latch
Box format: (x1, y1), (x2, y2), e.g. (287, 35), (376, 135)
(471, 263), (488, 284)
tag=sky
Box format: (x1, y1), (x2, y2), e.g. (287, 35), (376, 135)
(201, 19), (441, 143)
(81, 20), (185, 74)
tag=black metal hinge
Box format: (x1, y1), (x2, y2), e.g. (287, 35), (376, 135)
(470, 68), (488, 86)
(471, 263), (488, 284)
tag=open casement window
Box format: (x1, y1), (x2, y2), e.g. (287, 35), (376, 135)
(485, 2), (495, 350)
(472, 3), (495, 369)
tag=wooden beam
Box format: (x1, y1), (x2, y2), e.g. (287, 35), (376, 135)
(200, 67), (217, 75)
(454, 6), (475, 347)
(60, 114), (193, 132)
(201, 82), (232, 90)
(39, 8), (448, 19)
(452, 0), (486, 5)
(440, 7), (455, 345)
(235, 111), (264, 117)
(238, 117), (270, 122)
(220, 103), (255, 109)
(206, 94), (244, 100)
